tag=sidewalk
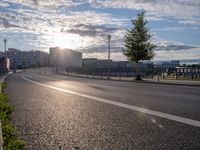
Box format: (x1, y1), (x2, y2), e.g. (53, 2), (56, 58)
(142, 78), (200, 86)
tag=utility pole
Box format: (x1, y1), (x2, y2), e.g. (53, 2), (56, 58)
(107, 35), (111, 80)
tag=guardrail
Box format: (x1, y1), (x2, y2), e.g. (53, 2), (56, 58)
(55, 67), (200, 81)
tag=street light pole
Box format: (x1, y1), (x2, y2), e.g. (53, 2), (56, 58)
(4, 39), (7, 58)
(107, 35), (111, 79)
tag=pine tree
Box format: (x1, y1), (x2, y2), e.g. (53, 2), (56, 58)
(123, 11), (156, 80)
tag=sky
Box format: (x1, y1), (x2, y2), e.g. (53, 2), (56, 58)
(0, 0), (200, 63)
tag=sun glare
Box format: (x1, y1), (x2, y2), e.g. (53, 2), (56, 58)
(51, 33), (83, 49)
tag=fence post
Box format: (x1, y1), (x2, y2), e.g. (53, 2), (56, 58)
(157, 70), (160, 83)
(191, 69), (194, 80)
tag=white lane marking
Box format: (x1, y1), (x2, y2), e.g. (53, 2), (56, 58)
(35, 74), (59, 81)
(35, 72), (68, 81)
(21, 74), (200, 128)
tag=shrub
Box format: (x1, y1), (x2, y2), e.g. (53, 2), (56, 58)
(0, 84), (25, 150)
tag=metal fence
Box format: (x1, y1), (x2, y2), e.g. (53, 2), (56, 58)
(55, 67), (200, 81)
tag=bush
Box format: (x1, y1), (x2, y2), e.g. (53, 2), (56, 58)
(2, 124), (25, 150)
(0, 84), (25, 150)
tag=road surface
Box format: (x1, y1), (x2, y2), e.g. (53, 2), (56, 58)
(5, 68), (200, 149)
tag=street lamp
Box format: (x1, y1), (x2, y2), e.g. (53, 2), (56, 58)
(107, 35), (111, 79)
(4, 39), (7, 58)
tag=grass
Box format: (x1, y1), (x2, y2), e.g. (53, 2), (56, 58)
(0, 83), (25, 150)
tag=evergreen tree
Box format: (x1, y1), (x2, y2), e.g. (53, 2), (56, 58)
(123, 11), (156, 80)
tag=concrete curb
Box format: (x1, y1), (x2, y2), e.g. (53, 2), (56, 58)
(0, 75), (8, 150)
(138, 80), (200, 87)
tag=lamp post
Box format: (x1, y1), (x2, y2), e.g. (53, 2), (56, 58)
(4, 39), (7, 58)
(107, 35), (111, 79)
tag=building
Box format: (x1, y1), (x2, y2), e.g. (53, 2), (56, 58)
(49, 47), (82, 69)
(82, 58), (154, 71)
(0, 57), (10, 74)
(6, 48), (49, 68)
(96, 60), (113, 68)
(154, 60), (180, 69)
(35, 51), (49, 66)
(82, 59), (116, 69)
(0, 51), (5, 57)
(127, 62), (154, 69)
(82, 58), (98, 68)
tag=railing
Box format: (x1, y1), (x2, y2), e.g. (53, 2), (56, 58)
(54, 67), (200, 81)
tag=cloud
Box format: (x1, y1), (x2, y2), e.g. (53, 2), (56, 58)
(152, 27), (185, 32)
(156, 45), (197, 51)
(0, 6), (126, 33)
(83, 51), (127, 61)
(0, 0), (199, 61)
(0, 1), (10, 7)
(91, 0), (200, 25)
(3, 0), (76, 9)
(67, 23), (118, 37)
(178, 18), (200, 25)
(93, 0), (200, 17)
(76, 28), (125, 54)
(0, 16), (21, 28)
(30, 0), (39, 5)
(155, 48), (200, 61)
(153, 40), (200, 60)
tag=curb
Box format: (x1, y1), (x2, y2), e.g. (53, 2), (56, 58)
(0, 75), (8, 150)
(139, 80), (200, 87)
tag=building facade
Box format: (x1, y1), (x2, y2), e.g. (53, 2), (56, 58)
(49, 47), (82, 69)
(6, 48), (49, 69)
(154, 60), (180, 69)
(82, 58), (154, 71)
(35, 51), (49, 66)
(0, 57), (10, 74)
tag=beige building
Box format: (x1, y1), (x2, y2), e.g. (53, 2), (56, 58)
(49, 47), (82, 69)
(35, 51), (49, 66)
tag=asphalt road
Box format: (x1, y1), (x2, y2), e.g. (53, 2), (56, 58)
(5, 68), (200, 150)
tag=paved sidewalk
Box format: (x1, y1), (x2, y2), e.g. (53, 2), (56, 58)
(142, 78), (200, 86)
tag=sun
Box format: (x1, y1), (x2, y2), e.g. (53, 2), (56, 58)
(51, 32), (83, 50)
